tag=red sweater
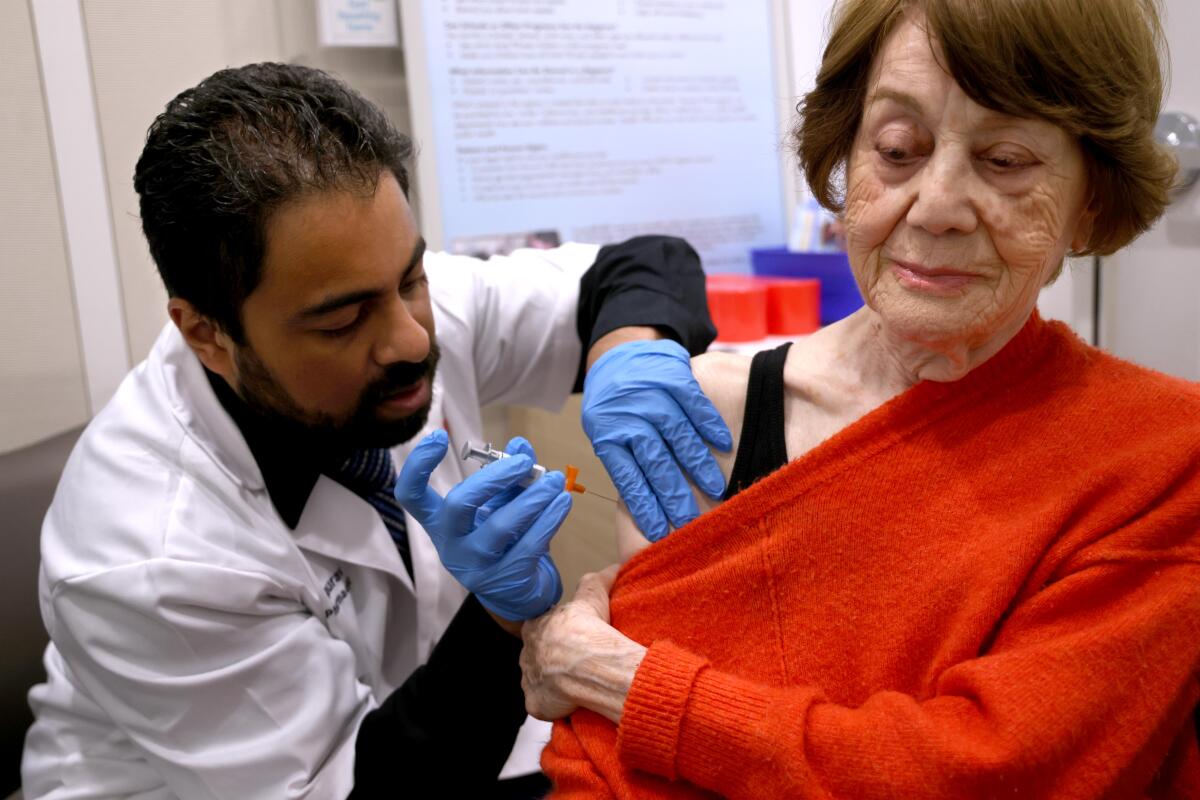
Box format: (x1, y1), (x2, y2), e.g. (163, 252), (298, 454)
(543, 315), (1200, 799)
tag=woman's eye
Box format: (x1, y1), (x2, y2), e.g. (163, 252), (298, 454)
(876, 144), (917, 166)
(982, 151), (1035, 171)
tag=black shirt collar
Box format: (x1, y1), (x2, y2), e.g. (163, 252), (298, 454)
(205, 369), (329, 529)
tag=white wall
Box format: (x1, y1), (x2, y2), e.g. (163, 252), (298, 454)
(0, 1), (90, 452)
(786, 0), (836, 99)
(1099, 0), (1200, 379)
(82, 0), (413, 363)
(82, 0), (287, 362)
(0, 0), (419, 454)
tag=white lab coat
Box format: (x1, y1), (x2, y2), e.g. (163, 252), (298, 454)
(21, 243), (601, 800)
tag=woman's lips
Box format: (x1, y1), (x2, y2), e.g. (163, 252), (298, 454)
(890, 259), (981, 295)
(378, 377), (431, 415)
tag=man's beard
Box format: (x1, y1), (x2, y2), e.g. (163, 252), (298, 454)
(233, 342), (441, 453)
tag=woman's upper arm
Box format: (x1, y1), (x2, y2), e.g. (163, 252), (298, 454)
(613, 352), (751, 563)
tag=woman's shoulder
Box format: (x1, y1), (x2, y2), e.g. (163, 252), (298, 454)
(690, 350), (754, 431)
(1039, 324), (1200, 466)
(1053, 324), (1200, 417)
(691, 350), (754, 393)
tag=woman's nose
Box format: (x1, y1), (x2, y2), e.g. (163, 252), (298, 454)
(905, 148), (979, 236)
(373, 296), (430, 366)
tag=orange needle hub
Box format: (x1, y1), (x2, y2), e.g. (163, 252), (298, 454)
(564, 464), (587, 494)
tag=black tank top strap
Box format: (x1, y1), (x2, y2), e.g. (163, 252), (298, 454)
(722, 341), (792, 501)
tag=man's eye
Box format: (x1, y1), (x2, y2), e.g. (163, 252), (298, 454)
(400, 274), (428, 295)
(317, 313), (364, 337)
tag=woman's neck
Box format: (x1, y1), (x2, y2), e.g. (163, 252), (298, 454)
(823, 307), (1026, 399)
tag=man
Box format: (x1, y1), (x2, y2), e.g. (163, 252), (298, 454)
(21, 63), (728, 798)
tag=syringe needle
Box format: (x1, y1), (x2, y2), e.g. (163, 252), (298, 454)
(562, 464), (618, 503)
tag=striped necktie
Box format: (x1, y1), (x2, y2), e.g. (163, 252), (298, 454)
(331, 448), (414, 581)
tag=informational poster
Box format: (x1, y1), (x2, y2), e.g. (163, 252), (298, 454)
(404, 0), (789, 272)
(318, 0), (400, 48)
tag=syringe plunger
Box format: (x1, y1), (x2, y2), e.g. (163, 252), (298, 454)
(459, 441), (546, 487)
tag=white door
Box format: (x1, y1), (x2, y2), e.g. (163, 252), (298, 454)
(1099, 0), (1200, 380)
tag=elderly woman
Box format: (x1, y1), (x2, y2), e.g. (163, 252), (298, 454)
(519, 0), (1200, 797)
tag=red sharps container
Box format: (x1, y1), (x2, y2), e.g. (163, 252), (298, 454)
(762, 277), (820, 336)
(705, 274), (768, 343)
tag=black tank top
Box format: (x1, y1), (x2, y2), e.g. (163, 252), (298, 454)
(722, 342), (792, 502)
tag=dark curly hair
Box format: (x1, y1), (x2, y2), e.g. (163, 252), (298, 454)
(134, 62), (414, 342)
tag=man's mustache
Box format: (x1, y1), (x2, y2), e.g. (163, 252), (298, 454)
(362, 344), (441, 405)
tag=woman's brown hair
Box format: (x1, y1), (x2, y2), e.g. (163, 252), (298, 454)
(796, 0), (1176, 255)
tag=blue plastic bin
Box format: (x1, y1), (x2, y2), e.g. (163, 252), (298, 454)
(750, 248), (863, 325)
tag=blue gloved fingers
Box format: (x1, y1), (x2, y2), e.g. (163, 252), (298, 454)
(628, 432), (701, 531)
(472, 438), (538, 526)
(474, 486), (518, 527)
(531, 553), (565, 611)
(476, 481), (568, 619)
(582, 338), (731, 529)
(540, 554), (565, 608)
(504, 436), (537, 460)
(441, 453), (534, 536)
(393, 430), (451, 526)
(508, 490), (572, 560)
(482, 471), (568, 553)
(664, 378), (734, 452)
(646, 398), (727, 499)
(473, 470), (525, 525)
(480, 552), (565, 621)
(594, 440), (670, 542)
(474, 492), (511, 527)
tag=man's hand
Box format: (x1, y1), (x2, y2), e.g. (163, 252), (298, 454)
(395, 430), (569, 622)
(520, 566), (646, 724)
(582, 338), (732, 542)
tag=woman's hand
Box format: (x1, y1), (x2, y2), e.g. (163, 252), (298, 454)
(520, 566), (648, 724)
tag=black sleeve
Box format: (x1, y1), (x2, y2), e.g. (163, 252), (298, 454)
(349, 594), (526, 798)
(573, 235), (717, 391)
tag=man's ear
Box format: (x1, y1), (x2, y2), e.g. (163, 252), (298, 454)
(167, 298), (237, 383)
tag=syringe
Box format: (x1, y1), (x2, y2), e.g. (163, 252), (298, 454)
(459, 441), (616, 503)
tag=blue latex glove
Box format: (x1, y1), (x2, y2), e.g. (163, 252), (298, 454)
(395, 430), (569, 621)
(582, 339), (733, 542)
